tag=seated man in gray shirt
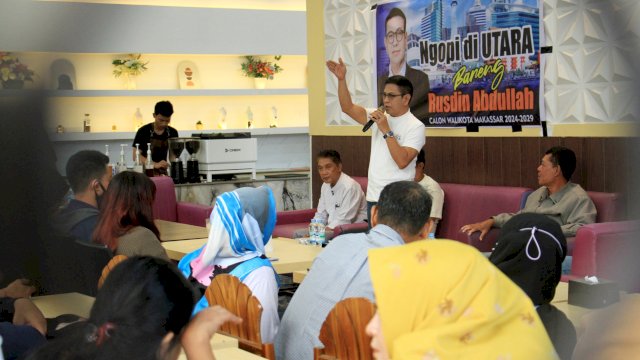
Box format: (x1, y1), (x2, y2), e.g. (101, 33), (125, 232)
(275, 181), (432, 359)
(461, 146), (596, 240)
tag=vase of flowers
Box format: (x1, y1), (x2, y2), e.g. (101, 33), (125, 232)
(241, 55), (283, 89)
(0, 52), (35, 90)
(112, 54), (148, 90)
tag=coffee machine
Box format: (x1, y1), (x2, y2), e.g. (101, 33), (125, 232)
(185, 137), (201, 183)
(168, 138), (185, 184)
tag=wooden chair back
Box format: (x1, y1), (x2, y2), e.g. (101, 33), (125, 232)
(205, 274), (275, 360)
(314, 297), (375, 360)
(97, 255), (128, 289)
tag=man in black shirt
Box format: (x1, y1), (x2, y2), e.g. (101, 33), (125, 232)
(132, 100), (179, 175)
(54, 150), (111, 242)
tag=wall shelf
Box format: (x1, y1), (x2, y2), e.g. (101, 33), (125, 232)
(42, 88), (308, 97)
(48, 126), (309, 142)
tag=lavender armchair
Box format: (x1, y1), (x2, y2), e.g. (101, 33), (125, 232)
(564, 220), (640, 292)
(150, 176), (214, 227)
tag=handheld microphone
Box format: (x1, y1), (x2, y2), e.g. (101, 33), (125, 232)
(362, 106), (385, 132)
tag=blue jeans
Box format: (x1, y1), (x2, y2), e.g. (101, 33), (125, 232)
(562, 256), (573, 275)
(366, 201), (377, 230)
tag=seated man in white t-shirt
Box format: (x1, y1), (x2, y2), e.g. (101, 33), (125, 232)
(326, 58), (426, 224)
(414, 148), (444, 237)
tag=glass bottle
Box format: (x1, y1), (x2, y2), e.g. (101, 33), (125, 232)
(105, 145), (115, 176)
(83, 113), (91, 132)
(117, 144), (127, 173)
(133, 107), (143, 130)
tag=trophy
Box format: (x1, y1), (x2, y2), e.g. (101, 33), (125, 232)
(169, 138), (185, 184)
(185, 137), (201, 183)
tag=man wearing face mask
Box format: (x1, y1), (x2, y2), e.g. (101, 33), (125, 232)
(53, 150), (112, 242)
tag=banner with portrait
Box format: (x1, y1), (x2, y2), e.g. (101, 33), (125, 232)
(374, 0), (544, 128)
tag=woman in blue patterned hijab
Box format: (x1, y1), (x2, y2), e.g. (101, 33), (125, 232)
(178, 186), (279, 342)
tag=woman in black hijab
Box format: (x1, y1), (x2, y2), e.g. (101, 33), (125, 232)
(489, 213), (576, 360)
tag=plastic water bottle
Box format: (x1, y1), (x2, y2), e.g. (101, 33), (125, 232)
(308, 219), (317, 245)
(428, 232), (435, 239)
(317, 224), (326, 246)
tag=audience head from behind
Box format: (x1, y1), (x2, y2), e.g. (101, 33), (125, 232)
(490, 213), (567, 305)
(538, 146), (576, 188)
(27, 256), (196, 360)
(365, 240), (557, 360)
(316, 149), (343, 187)
(489, 213), (575, 359)
(92, 171), (159, 250)
(66, 150), (112, 208)
(373, 181), (431, 242)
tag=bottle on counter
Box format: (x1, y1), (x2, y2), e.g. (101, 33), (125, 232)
(105, 145), (115, 176)
(117, 144), (127, 173)
(83, 113), (91, 132)
(144, 142), (154, 177)
(133, 143), (143, 173)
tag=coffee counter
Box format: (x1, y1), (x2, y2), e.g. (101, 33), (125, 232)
(174, 171), (310, 212)
(49, 127), (310, 177)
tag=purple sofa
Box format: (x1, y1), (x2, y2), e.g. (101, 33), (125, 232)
(436, 183), (532, 251)
(150, 176), (214, 227)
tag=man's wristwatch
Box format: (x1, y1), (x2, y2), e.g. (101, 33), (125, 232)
(383, 130), (394, 139)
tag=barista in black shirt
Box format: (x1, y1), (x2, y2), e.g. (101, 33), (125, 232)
(132, 100), (179, 175)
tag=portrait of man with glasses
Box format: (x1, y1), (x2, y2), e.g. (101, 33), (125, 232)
(377, 7), (430, 121)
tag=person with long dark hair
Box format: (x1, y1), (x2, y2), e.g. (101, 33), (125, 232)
(27, 256), (241, 360)
(92, 171), (167, 260)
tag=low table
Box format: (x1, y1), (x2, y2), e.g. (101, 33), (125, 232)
(551, 282), (616, 327)
(156, 219), (209, 242)
(162, 237), (322, 274)
(293, 270), (308, 284)
(32, 292), (95, 318)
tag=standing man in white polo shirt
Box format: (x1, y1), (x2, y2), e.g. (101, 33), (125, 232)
(326, 58), (425, 223)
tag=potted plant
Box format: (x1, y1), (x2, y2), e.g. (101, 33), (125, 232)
(241, 55), (283, 89)
(112, 54), (149, 90)
(0, 52), (35, 89)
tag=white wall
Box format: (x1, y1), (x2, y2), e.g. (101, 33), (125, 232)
(0, 0), (306, 54)
(323, 0), (639, 125)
